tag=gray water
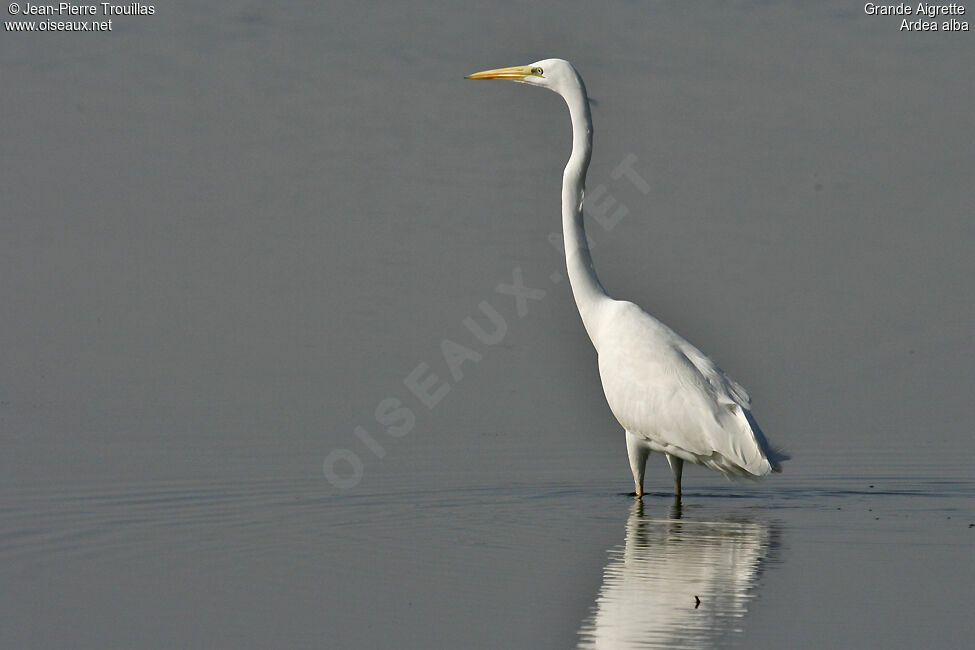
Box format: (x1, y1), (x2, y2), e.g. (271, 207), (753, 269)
(2, 1), (973, 647)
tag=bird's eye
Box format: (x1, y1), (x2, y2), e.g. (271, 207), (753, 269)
(531, 67), (543, 76)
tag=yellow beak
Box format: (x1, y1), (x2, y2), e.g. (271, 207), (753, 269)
(465, 65), (534, 81)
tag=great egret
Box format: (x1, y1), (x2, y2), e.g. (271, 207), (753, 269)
(467, 59), (787, 497)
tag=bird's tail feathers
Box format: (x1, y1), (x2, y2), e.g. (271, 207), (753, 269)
(742, 408), (789, 473)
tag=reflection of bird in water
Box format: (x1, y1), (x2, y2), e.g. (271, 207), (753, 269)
(467, 60), (787, 497)
(578, 500), (778, 648)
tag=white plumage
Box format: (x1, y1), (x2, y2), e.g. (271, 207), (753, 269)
(468, 59), (786, 497)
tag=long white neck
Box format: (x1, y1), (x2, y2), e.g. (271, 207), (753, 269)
(560, 78), (610, 344)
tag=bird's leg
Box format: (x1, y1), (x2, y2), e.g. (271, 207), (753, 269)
(669, 496), (682, 520)
(666, 454), (684, 499)
(625, 430), (650, 498)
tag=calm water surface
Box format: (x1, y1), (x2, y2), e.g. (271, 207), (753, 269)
(3, 452), (973, 647)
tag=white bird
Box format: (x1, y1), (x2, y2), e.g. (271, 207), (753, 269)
(467, 59), (787, 498)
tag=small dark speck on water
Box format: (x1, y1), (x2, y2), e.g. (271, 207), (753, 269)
(969, 523), (974, 528)
(869, 485), (875, 488)
(695, 596), (701, 609)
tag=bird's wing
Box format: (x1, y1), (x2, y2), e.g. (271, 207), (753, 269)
(673, 338), (751, 410)
(674, 337), (785, 472)
(595, 301), (773, 476)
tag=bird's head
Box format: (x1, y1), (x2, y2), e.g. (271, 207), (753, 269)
(466, 58), (582, 96)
